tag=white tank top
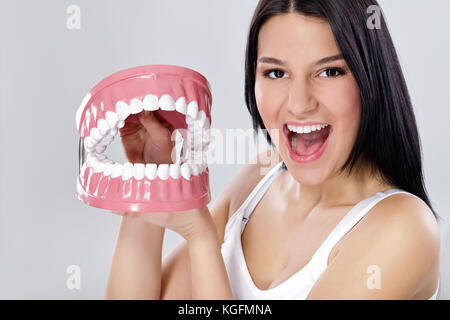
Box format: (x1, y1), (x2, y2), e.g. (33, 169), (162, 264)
(220, 161), (440, 300)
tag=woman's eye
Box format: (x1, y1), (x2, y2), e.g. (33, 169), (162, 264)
(265, 69), (287, 79)
(318, 68), (346, 78)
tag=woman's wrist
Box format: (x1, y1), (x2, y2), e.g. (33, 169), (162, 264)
(121, 214), (166, 238)
(184, 206), (218, 245)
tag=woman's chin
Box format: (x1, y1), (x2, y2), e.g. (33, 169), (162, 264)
(284, 164), (330, 187)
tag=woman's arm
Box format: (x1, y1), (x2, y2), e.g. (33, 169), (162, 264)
(185, 206), (234, 299)
(160, 184), (232, 299)
(105, 217), (165, 299)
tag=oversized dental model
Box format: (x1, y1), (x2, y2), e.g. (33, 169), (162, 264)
(75, 65), (212, 212)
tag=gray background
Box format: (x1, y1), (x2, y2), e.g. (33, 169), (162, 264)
(0, 0), (448, 299)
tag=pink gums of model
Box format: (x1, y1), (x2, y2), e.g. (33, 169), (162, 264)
(75, 65), (212, 212)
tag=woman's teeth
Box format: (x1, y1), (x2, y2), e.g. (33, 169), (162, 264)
(287, 123), (329, 134)
(287, 123), (331, 155)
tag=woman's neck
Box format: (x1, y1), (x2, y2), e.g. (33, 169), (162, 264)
(281, 163), (394, 211)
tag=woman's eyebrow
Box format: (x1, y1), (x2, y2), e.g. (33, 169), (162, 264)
(257, 54), (344, 67)
(313, 54), (344, 67)
(257, 56), (287, 66)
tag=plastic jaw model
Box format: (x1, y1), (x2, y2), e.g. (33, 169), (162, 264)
(75, 65), (212, 212)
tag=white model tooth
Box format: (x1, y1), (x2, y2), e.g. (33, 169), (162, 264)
(104, 158), (114, 165)
(169, 164), (180, 179)
(111, 163), (123, 178)
(157, 164), (169, 180)
(84, 137), (93, 149)
(117, 120), (125, 128)
(145, 163), (157, 180)
(180, 163), (191, 180)
(95, 144), (106, 153)
(303, 126), (311, 133)
(90, 128), (103, 142)
(159, 94), (176, 111)
(175, 97), (187, 115)
(190, 163), (199, 176)
(86, 153), (96, 167)
(298, 126), (304, 134)
(130, 98), (143, 114)
(121, 162), (134, 180)
(93, 158), (106, 173)
(96, 154), (106, 161)
(133, 163), (145, 180)
(187, 100), (198, 120)
(103, 163), (114, 176)
(186, 114), (195, 126)
(97, 138), (108, 147)
(84, 145), (94, 153)
(106, 111), (119, 128)
(116, 101), (131, 121)
(195, 111), (207, 128)
(143, 94), (159, 111)
(103, 135), (114, 145)
(98, 119), (110, 136)
(203, 118), (211, 130)
(109, 127), (118, 136)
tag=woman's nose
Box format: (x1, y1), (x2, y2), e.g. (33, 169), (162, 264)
(286, 81), (318, 117)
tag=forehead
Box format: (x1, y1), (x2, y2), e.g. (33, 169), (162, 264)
(257, 13), (340, 63)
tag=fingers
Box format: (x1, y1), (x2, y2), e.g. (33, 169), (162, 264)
(118, 119), (142, 138)
(139, 111), (164, 131)
(140, 111), (174, 133)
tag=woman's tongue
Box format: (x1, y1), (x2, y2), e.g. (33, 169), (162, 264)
(291, 129), (327, 156)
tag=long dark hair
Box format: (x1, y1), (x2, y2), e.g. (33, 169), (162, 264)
(244, 0), (438, 219)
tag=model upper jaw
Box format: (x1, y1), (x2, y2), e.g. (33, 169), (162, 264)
(79, 93), (211, 181)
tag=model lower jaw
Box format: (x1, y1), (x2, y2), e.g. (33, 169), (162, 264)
(284, 126), (332, 164)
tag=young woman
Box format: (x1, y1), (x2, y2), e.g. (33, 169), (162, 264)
(105, 0), (440, 300)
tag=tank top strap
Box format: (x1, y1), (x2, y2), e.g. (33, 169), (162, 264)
(240, 161), (285, 231)
(222, 161), (285, 240)
(312, 188), (410, 265)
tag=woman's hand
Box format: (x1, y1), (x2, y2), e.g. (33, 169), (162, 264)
(119, 111), (176, 165)
(114, 111), (213, 240)
(121, 206), (215, 242)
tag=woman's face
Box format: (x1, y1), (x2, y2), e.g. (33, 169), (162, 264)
(255, 13), (361, 185)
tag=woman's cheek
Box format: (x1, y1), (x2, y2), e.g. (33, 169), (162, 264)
(255, 82), (281, 126)
(331, 82), (362, 160)
(255, 81), (271, 124)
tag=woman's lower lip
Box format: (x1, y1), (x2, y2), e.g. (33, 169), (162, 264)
(284, 126), (332, 164)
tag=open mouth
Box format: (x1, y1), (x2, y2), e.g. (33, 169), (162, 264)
(283, 122), (332, 164)
(75, 65), (212, 212)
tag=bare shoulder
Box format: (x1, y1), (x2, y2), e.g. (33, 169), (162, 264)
(227, 149), (282, 219)
(307, 191), (440, 299)
(366, 192), (440, 249)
